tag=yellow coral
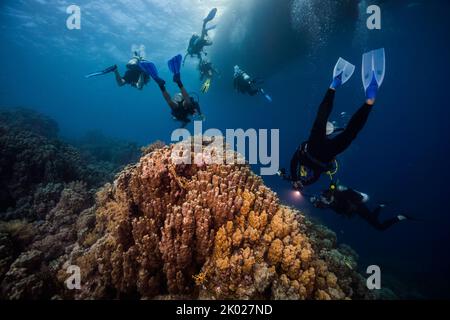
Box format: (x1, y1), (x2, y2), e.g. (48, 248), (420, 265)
(267, 239), (284, 265)
(232, 228), (243, 247)
(193, 272), (207, 286)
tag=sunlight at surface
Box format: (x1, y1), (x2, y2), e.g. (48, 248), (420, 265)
(0, 0), (233, 64)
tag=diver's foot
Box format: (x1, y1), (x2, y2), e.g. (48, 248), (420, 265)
(154, 78), (166, 91)
(155, 78), (165, 86)
(330, 73), (343, 90)
(366, 98), (376, 106)
(397, 214), (414, 221)
(401, 214), (418, 221)
(104, 65), (118, 73)
(365, 72), (379, 101)
(173, 73), (183, 87)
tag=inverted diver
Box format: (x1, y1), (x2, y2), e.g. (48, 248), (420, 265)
(233, 65), (272, 102)
(309, 182), (414, 231)
(279, 49), (386, 192)
(199, 58), (219, 93)
(139, 54), (204, 128)
(85, 52), (150, 90)
(184, 8), (217, 64)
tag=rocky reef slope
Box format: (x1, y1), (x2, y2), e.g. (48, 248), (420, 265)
(61, 138), (372, 300)
(0, 108), (114, 220)
(0, 108), (139, 299)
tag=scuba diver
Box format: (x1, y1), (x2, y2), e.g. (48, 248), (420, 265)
(279, 48), (386, 192)
(139, 54), (204, 128)
(199, 58), (219, 93)
(85, 52), (150, 90)
(233, 65), (272, 102)
(309, 182), (414, 231)
(184, 8), (218, 64)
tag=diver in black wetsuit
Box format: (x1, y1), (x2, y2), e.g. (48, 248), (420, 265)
(184, 8), (217, 64)
(233, 65), (272, 101)
(142, 55), (204, 128)
(169, 93), (203, 128)
(287, 89), (373, 189)
(233, 65), (262, 96)
(279, 53), (385, 191)
(199, 59), (218, 82)
(113, 56), (150, 90)
(310, 183), (413, 231)
(85, 53), (150, 90)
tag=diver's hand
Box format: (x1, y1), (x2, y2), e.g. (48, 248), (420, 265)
(277, 168), (286, 178)
(292, 181), (304, 192)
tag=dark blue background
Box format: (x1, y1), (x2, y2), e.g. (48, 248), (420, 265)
(1, 0), (448, 298)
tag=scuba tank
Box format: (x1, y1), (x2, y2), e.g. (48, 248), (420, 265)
(188, 35), (201, 54)
(126, 51), (143, 71)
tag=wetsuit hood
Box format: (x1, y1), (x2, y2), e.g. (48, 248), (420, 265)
(173, 93), (184, 103)
(127, 57), (141, 70)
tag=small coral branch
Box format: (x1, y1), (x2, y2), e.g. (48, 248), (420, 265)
(192, 272), (207, 286)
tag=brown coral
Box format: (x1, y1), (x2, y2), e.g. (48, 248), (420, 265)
(140, 140), (166, 156)
(62, 137), (370, 300)
(1, 182), (93, 299)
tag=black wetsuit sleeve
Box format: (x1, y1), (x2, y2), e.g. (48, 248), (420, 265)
(355, 205), (401, 231)
(194, 104), (202, 115)
(328, 103), (373, 156)
(290, 149), (300, 181)
(308, 89), (336, 143)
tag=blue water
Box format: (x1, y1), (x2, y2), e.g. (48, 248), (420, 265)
(1, 0), (449, 298)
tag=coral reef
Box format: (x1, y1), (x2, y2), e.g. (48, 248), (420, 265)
(0, 182), (93, 299)
(0, 108), (140, 299)
(140, 140), (166, 156)
(0, 107), (59, 139)
(0, 107), (374, 300)
(62, 137), (373, 300)
(0, 108), (113, 220)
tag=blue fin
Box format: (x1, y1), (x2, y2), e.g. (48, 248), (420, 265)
(333, 58), (355, 87)
(85, 65), (117, 79)
(168, 54), (183, 75)
(205, 24), (217, 32)
(204, 8), (217, 23)
(260, 89), (272, 102)
(85, 71), (104, 79)
(139, 61), (159, 79)
(362, 48), (386, 97)
(264, 94), (273, 103)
